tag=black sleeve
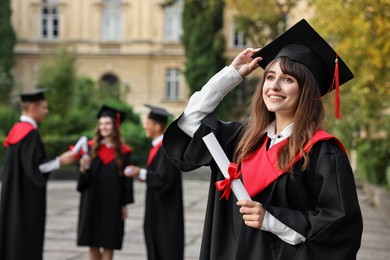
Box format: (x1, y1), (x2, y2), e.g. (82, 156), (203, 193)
(265, 141), (363, 259)
(20, 130), (48, 188)
(122, 151), (134, 204)
(76, 169), (91, 192)
(144, 149), (181, 193)
(163, 113), (243, 171)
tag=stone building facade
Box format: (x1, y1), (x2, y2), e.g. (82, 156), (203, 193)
(10, 0), (249, 117)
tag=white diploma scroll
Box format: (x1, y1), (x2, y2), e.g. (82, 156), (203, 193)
(202, 132), (251, 201)
(72, 136), (88, 153)
(81, 138), (89, 154)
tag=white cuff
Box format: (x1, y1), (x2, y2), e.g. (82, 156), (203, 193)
(138, 168), (147, 181)
(261, 211), (306, 245)
(38, 157), (61, 173)
(178, 65), (243, 137)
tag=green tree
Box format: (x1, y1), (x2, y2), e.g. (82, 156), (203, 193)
(38, 46), (77, 135)
(182, 0), (229, 118)
(311, 0), (390, 185)
(0, 0), (17, 105)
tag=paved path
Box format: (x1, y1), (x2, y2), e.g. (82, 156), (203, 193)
(1, 168), (390, 259)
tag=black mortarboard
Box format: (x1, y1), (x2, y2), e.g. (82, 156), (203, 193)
(144, 104), (172, 124)
(20, 89), (46, 102)
(97, 105), (126, 125)
(252, 19), (354, 97)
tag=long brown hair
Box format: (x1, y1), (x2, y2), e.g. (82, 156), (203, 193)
(90, 116), (125, 175)
(234, 57), (325, 173)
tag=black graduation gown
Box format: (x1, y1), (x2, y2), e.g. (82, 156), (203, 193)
(0, 126), (48, 260)
(144, 144), (184, 260)
(77, 144), (134, 250)
(163, 113), (363, 260)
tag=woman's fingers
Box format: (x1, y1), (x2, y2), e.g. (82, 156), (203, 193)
(237, 200), (265, 228)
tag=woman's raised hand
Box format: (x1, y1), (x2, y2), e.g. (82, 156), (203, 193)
(231, 48), (262, 78)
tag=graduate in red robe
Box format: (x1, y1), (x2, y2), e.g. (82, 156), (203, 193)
(163, 19), (363, 260)
(124, 104), (184, 260)
(0, 89), (76, 260)
(77, 105), (134, 260)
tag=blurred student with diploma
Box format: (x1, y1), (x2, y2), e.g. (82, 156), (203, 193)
(0, 89), (76, 260)
(77, 105), (134, 260)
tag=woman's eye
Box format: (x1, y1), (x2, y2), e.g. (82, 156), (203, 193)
(283, 77), (293, 83)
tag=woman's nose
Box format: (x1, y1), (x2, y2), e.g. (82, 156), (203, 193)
(269, 79), (281, 90)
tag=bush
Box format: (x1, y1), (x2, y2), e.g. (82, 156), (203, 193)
(356, 139), (390, 186)
(121, 121), (149, 167)
(0, 105), (19, 137)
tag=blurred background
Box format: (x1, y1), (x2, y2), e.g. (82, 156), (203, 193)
(0, 0), (389, 188)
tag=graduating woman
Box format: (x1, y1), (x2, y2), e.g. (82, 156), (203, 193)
(163, 19), (363, 260)
(77, 105), (134, 260)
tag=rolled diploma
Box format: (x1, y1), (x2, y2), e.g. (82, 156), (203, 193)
(81, 138), (89, 154)
(202, 132), (251, 201)
(72, 136), (88, 153)
(80, 137), (90, 169)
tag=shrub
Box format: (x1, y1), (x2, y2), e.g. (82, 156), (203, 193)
(356, 139), (390, 186)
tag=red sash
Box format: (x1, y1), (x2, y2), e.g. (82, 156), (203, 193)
(147, 141), (163, 167)
(88, 140), (132, 165)
(4, 122), (35, 147)
(241, 130), (346, 197)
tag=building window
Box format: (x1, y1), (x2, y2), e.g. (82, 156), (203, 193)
(41, 0), (59, 39)
(164, 0), (183, 42)
(165, 69), (181, 101)
(101, 0), (121, 41)
(232, 27), (247, 48)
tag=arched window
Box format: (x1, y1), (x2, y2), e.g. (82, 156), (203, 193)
(100, 73), (120, 99)
(101, 74), (119, 85)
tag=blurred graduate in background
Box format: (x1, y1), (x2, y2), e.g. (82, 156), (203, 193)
(77, 105), (134, 260)
(0, 89), (76, 260)
(124, 104), (184, 260)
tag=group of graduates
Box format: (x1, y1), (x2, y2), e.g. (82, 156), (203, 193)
(0, 92), (184, 260)
(1, 19), (364, 260)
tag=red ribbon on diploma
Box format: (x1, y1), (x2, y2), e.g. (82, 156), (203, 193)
(215, 163), (240, 200)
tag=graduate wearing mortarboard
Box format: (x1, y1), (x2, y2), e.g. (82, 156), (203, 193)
(163, 19), (363, 259)
(0, 89), (76, 260)
(76, 105), (134, 260)
(124, 104), (184, 260)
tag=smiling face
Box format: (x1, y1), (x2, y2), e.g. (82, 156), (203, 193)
(98, 116), (114, 138)
(262, 60), (301, 124)
(143, 118), (164, 139)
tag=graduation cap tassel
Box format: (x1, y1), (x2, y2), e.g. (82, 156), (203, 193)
(116, 112), (121, 129)
(333, 54), (341, 119)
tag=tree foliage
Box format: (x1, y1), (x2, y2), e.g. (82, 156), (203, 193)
(36, 46), (77, 136)
(310, 0), (390, 185)
(0, 0), (17, 104)
(182, 0), (232, 118)
(182, 0), (226, 94)
(310, 0), (390, 142)
(23, 46), (149, 166)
